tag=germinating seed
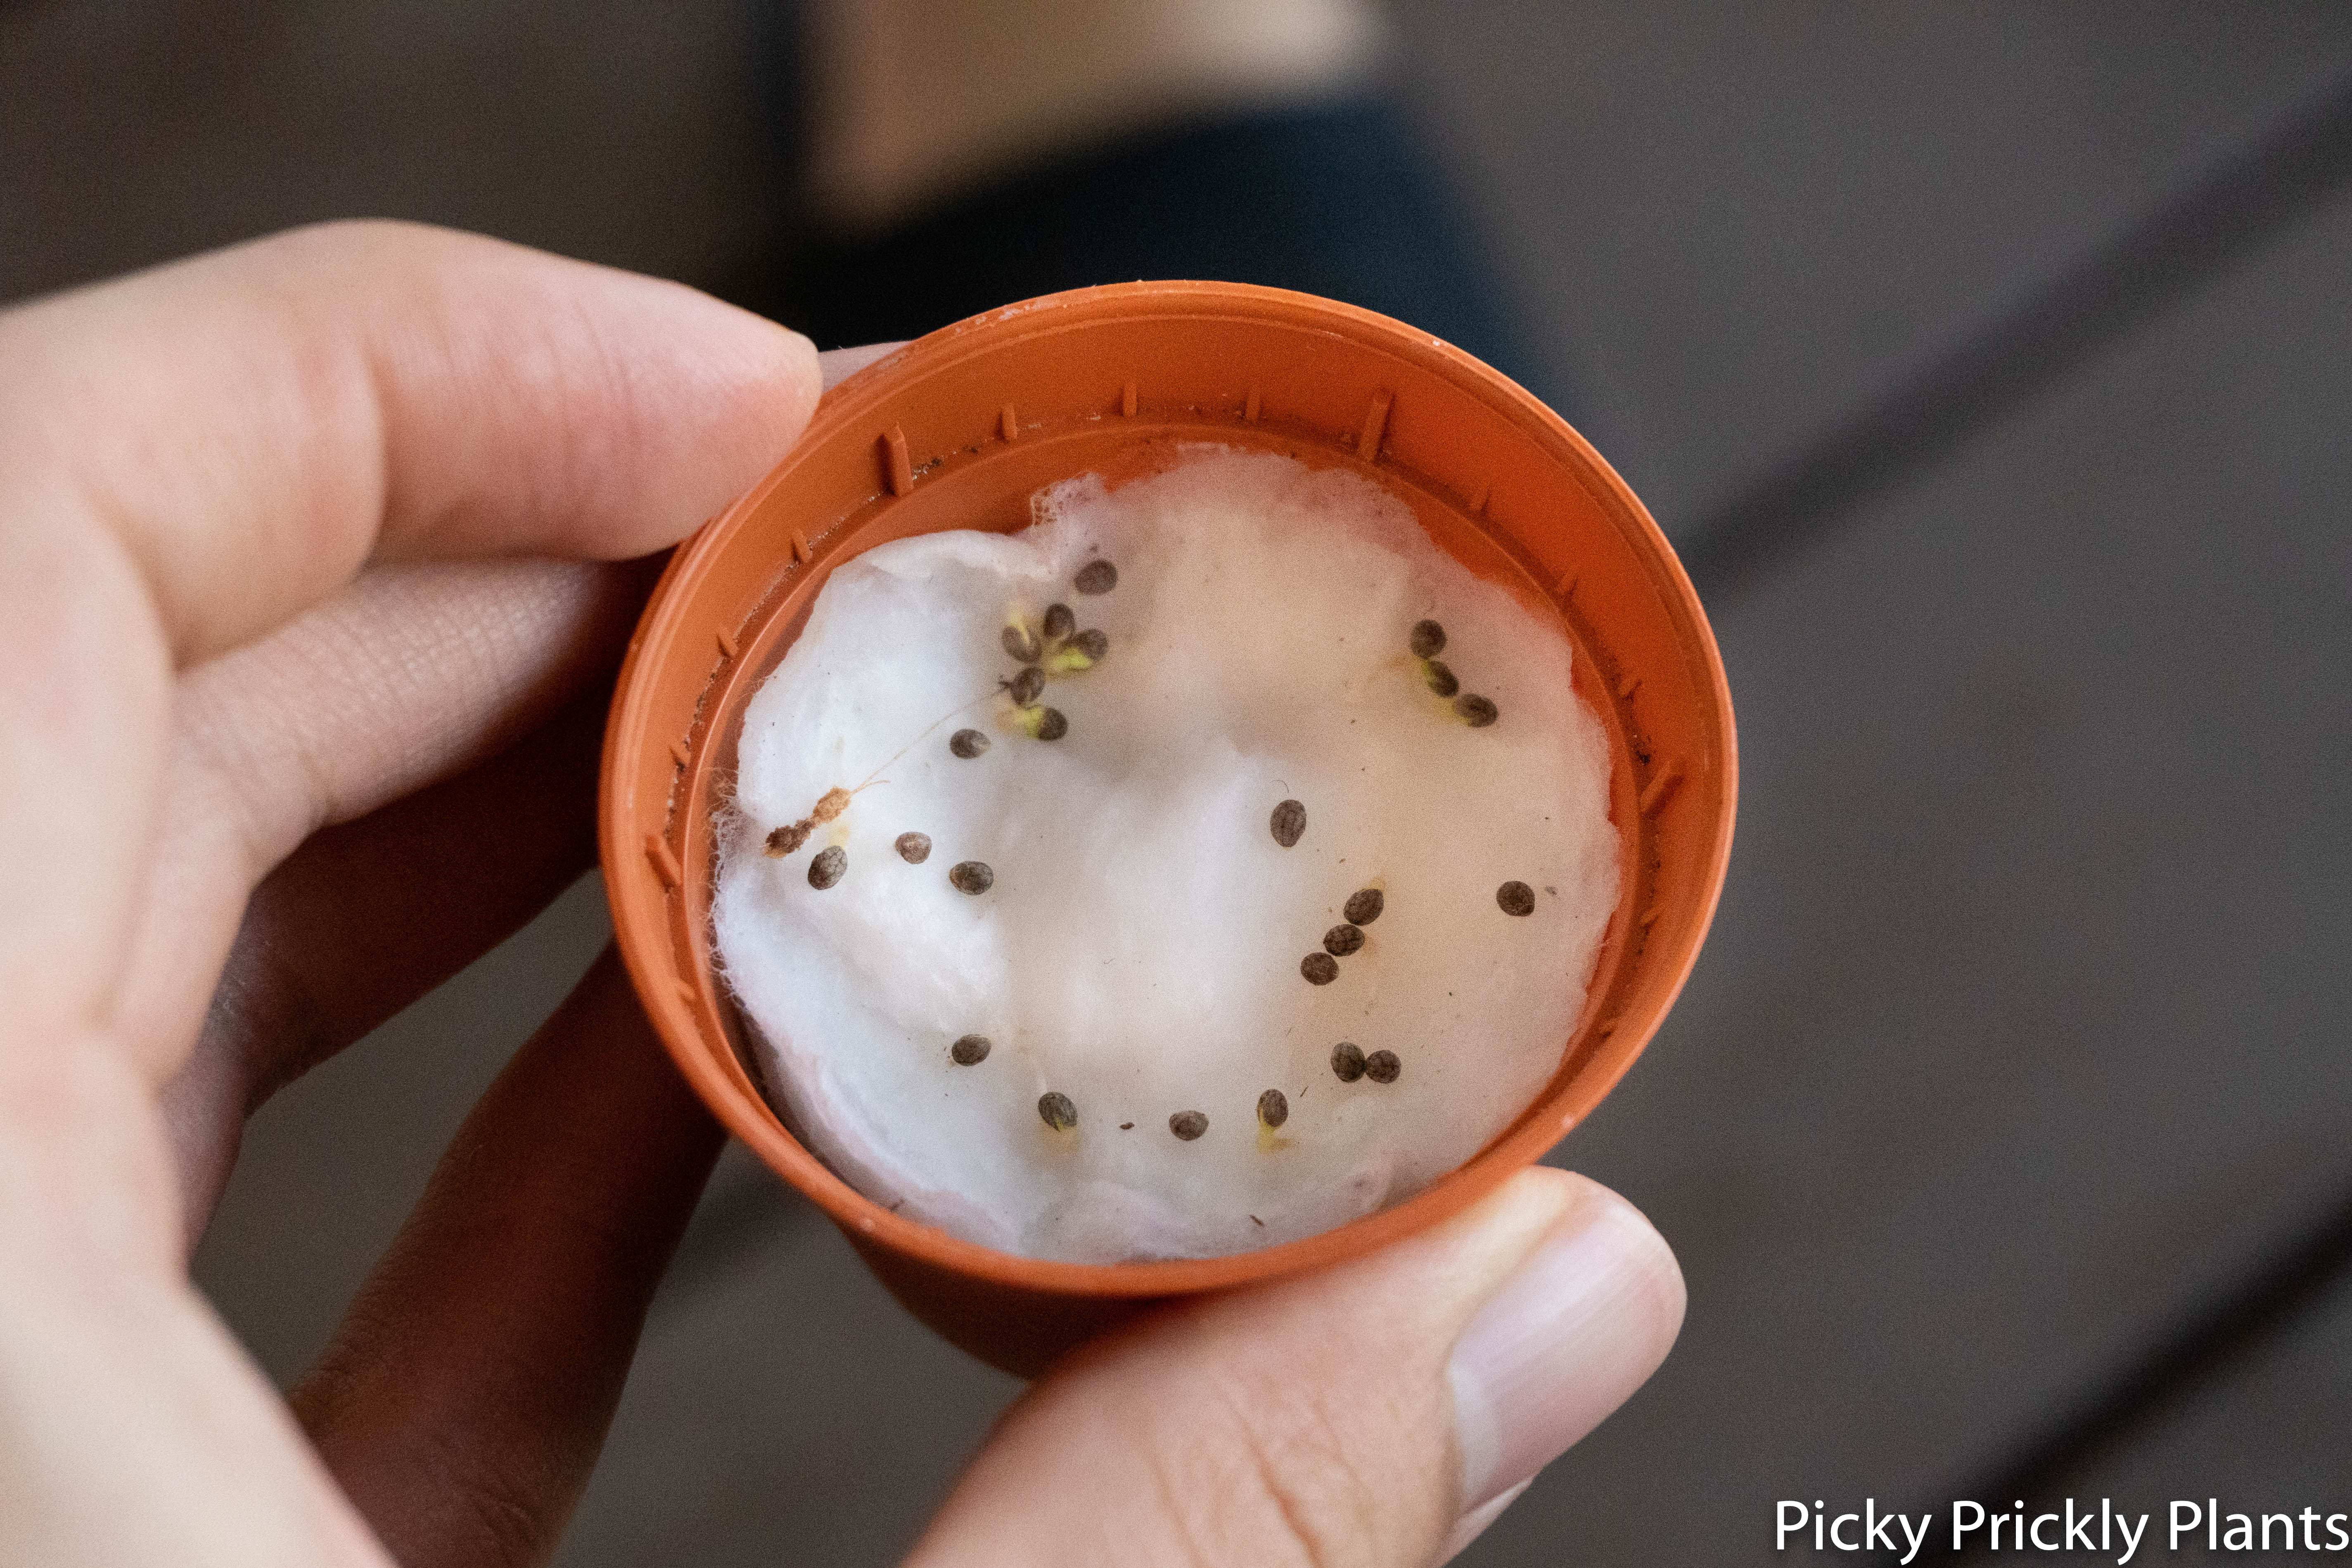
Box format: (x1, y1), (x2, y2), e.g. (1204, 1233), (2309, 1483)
(1409, 619), (1446, 659)
(808, 846), (847, 890)
(950, 860), (995, 894)
(1169, 1110), (1209, 1141)
(1038, 1092), (1078, 1131)
(1072, 628), (1108, 661)
(1300, 951), (1339, 985)
(1343, 887), (1384, 925)
(895, 831), (932, 863)
(1323, 923), (1366, 958)
(1330, 1041), (1367, 1082)
(1001, 623), (1042, 662)
(950, 728), (991, 758)
(1074, 559), (1117, 595)
(1043, 603), (1076, 641)
(1454, 693), (1499, 727)
(766, 821), (812, 856)
(1496, 880), (1536, 916)
(1010, 665), (1045, 705)
(951, 1033), (991, 1065)
(1421, 658), (1460, 698)
(811, 786), (852, 823)
(1035, 707), (1069, 741)
(1257, 1089), (1289, 1129)
(1364, 1049), (1402, 1084)
(1270, 798), (1306, 847)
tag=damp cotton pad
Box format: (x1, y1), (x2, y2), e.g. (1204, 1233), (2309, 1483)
(713, 447), (1618, 1264)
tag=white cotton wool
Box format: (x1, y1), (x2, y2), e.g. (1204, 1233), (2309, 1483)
(713, 447), (1618, 1263)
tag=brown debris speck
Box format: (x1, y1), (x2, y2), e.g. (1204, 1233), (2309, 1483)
(1270, 799), (1306, 847)
(807, 847), (847, 890)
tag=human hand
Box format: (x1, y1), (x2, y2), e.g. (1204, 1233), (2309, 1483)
(0, 223), (1683, 1568)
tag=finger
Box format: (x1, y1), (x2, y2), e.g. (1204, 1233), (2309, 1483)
(820, 339), (908, 388)
(906, 1169), (1684, 1568)
(289, 948), (722, 1568)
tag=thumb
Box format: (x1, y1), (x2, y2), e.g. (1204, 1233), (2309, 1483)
(906, 1169), (1683, 1568)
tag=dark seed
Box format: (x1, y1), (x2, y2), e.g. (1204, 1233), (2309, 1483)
(1169, 1110), (1209, 1141)
(950, 727), (991, 758)
(1421, 658), (1460, 698)
(1002, 624), (1042, 662)
(1409, 619), (1446, 658)
(949, 861), (995, 894)
(1071, 627), (1108, 660)
(1038, 1092), (1078, 1131)
(1257, 1089), (1289, 1129)
(1323, 923), (1366, 958)
(950, 1033), (991, 1065)
(1043, 603), (1076, 641)
(1343, 887), (1384, 925)
(895, 831), (932, 863)
(1364, 1049), (1402, 1084)
(1010, 665), (1045, 705)
(807, 846), (846, 889)
(1035, 706), (1068, 741)
(1074, 559), (1118, 595)
(1330, 1041), (1367, 1082)
(1301, 951), (1339, 985)
(1497, 880), (1536, 916)
(1270, 798), (1306, 847)
(1454, 693), (1499, 727)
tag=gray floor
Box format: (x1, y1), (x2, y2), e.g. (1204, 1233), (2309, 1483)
(7, 4), (2352, 1564)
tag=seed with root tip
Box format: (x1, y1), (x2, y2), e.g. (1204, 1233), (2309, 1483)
(1301, 951), (1338, 985)
(1344, 887), (1384, 925)
(1169, 1110), (1208, 1141)
(1015, 705), (1068, 741)
(1009, 665), (1045, 705)
(950, 728), (991, 758)
(949, 861), (995, 894)
(807, 846), (846, 889)
(1497, 880), (1536, 916)
(811, 787), (852, 823)
(1270, 798), (1306, 847)
(1002, 622), (1042, 662)
(1071, 628), (1108, 661)
(1410, 619), (1446, 658)
(1038, 1092), (1077, 1131)
(1454, 693), (1499, 727)
(950, 1034), (991, 1065)
(895, 831), (932, 863)
(1323, 923), (1365, 958)
(1043, 603), (1076, 641)
(1364, 1050), (1402, 1084)
(1331, 1041), (1367, 1082)
(1074, 559), (1117, 595)
(1257, 1089), (1289, 1129)
(766, 821), (813, 857)
(1421, 658), (1459, 698)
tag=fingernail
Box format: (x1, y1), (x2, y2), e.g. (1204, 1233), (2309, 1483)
(1446, 1186), (1683, 1513)
(1439, 1479), (1530, 1565)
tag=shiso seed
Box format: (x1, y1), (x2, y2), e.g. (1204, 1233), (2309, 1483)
(1301, 951), (1339, 985)
(1002, 622), (1042, 663)
(1035, 707), (1069, 741)
(894, 831), (932, 863)
(950, 728), (991, 758)
(1072, 628), (1109, 661)
(1497, 880), (1536, 916)
(1038, 1092), (1078, 1131)
(807, 846), (846, 890)
(1343, 887), (1385, 925)
(1364, 1049), (1402, 1084)
(1257, 1089), (1290, 1129)
(1331, 1041), (1368, 1082)
(1010, 665), (1045, 705)
(1043, 603), (1076, 641)
(1270, 798), (1306, 847)
(1421, 658), (1460, 698)
(1169, 1110), (1209, 1141)
(950, 1034), (991, 1066)
(1410, 619), (1447, 658)
(1454, 693), (1499, 727)
(949, 861), (995, 894)
(1323, 923), (1366, 958)
(1074, 559), (1118, 595)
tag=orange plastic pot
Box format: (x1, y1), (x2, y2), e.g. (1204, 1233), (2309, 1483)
(601, 280), (1734, 1377)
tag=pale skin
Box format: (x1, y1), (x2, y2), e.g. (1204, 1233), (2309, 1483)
(0, 222), (1683, 1568)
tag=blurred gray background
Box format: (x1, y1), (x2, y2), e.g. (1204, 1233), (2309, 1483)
(7, 2), (2352, 1563)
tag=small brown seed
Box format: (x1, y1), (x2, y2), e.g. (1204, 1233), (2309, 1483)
(1421, 658), (1460, 698)
(1002, 623), (1043, 662)
(807, 846), (846, 889)
(1038, 1092), (1078, 1131)
(949, 861), (995, 894)
(1043, 603), (1076, 641)
(1169, 1110), (1208, 1141)
(766, 821), (812, 857)
(1270, 798), (1306, 847)
(1257, 1089), (1289, 1129)
(1409, 619), (1446, 659)
(1364, 1049), (1402, 1084)
(1009, 665), (1045, 705)
(1071, 627), (1109, 661)
(1343, 887), (1384, 925)
(1074, 559), (1118, 595)
(1301, 951), (1339, 985)
(950, 1034), (991, 1065)
(950, 728), (991, 758)
(1330, 1041), (1367, 1082)
(1497, 880), (1536, 916)
(1036, 706), (1069, 740)
(1454, 693), (1499, 727)
(895, 831), (932, 863)
(1323, 923), (1366, 958)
